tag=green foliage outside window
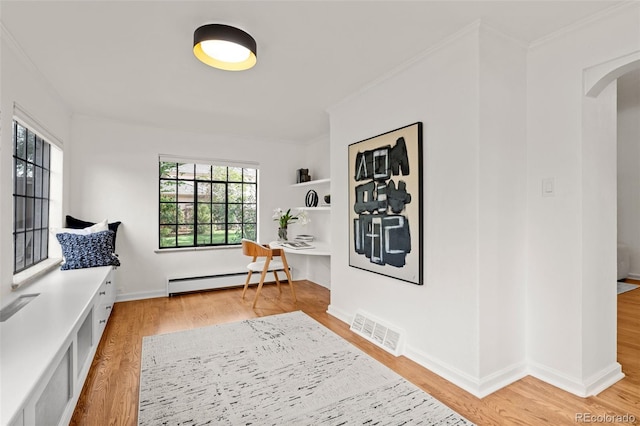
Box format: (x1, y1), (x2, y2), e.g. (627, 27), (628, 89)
(159, 161), (257, 248)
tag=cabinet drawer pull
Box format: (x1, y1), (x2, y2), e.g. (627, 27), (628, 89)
(99, 319), (106, 324)
(106, 281), (112, 285)
(99, 291), (106, 295)
(106, 306), (112, 310)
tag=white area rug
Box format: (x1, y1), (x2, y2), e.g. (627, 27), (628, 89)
(617, 281), (640, 295)
(138, 311), (474, 425)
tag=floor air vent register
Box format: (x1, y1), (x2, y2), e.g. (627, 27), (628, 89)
(350, 310), (404, 356)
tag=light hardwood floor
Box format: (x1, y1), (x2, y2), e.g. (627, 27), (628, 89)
(71, 279), (640, 425)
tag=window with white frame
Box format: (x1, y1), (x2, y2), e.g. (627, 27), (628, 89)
(158, 157), (258, 248)
(13, 120), (52, 273)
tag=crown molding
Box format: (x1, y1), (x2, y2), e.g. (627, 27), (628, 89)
(479, 22), (529, 50)
(303, 132), (330, 146)
(327, 19), (482, 115)
(326, 18), (531, 115)
(529, 1), (640, 50)
(0, 21), (70, 112)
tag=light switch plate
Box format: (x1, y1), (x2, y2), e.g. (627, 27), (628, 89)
(542, 177), (555, 197)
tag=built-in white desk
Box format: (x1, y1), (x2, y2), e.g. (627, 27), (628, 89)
(269, 241), (331, 288)
(269, 241), (331, 256)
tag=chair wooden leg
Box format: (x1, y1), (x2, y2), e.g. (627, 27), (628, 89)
(273, 271), (282, 294)
(242, 271), (253, 299)
(252, 265), (270, 308)
(284, 268), (296, 302)
(280, 257), (296, 303)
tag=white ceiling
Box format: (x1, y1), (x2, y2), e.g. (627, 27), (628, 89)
(0, 1), (627, 144)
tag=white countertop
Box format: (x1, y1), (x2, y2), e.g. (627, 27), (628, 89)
(0, 266), (112, 425)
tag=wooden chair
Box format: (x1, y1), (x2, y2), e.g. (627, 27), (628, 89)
(241, 239), (296, 308)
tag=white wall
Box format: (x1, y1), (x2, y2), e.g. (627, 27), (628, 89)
(617, 69), (640, 278)
(328, 5), (640, 397)
(0, 30), (71, 304)
(581, 80), (619, 391)
(69, 115), (307, 299)
(303, 134), (330, 181)
(328, 23), (527, 396)
(526, 5), (639, 394)
(477, 27), (527, 383)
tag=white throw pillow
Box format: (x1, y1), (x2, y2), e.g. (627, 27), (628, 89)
(84, 219), (109, 233)
(51, 219), (109, 236)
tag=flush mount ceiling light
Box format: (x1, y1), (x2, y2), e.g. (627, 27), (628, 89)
(193, 24), (257, 71)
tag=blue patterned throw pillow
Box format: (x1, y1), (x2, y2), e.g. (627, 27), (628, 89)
(56, 230), (120, 270)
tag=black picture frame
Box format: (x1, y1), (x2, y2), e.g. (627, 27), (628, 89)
(348, 122), (423, 285)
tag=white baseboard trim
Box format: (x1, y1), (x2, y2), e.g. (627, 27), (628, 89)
(477, 362), (529, 397)
(116, 289), (166, 303)
(405, 346), (527, 398)
(626, 272), (640, 280)
(527, 361), (624, 397)
(326, 304), (352, 324)
(333, 305), (625, 398)
(583, 362), (625, 396)
(326, 304), (527, 398)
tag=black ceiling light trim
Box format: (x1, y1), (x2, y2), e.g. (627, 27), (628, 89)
(193, 24), (257, 71)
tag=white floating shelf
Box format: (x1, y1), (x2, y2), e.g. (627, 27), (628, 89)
(291, 178), (331, 187)
(296, 206), (330, 211)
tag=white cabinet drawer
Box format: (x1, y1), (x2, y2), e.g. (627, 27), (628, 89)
(94, 269), (116, 339)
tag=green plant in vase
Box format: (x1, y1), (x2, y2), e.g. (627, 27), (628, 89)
(272, 208), (309, 241)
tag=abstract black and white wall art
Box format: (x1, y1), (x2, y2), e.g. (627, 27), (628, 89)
(348, 122), (423, 285)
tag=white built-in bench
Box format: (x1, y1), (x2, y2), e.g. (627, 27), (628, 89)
(0, 265), (116, 426)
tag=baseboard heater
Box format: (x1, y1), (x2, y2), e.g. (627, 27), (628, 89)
(167, 269), (288, 296)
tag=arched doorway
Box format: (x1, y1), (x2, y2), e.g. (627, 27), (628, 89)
(580, 51), (640, 393)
